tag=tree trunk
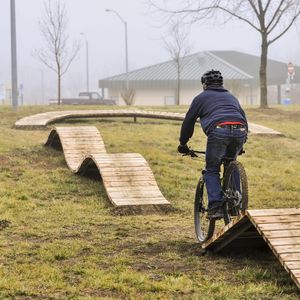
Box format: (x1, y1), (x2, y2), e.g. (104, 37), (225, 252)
(177, 76), (180, 105)
(259, 35), (268, 108)
(58, 73), (61, 105)
(177, 64), (180, 105)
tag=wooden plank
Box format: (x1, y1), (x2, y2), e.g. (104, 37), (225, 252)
(268, 237), (300, 246)
(202, 214), (248, 249)
(212, 222), (254, 253)
(96, 163), (149, 168)
(273, 245), (300, 254)
(95, 162), (149, 167)
(63, 152), (104, 157)
(109, 191), (163, 198)
(252, 215), (300, 224)
(284, 261), (300, 269)
(59, 133), (103, 138)
(257, 222), (300, 231)
(61, 141), (103, 145)
(249, 209), (300, 217)
(110, 186), (162, 196)
(106, 186), (162, 192)
(96, 157), (145, 162)
(64, 151), (105, 155)
(98, 153), (143, 158)
(110, 196), (166, 202)
(57, 126), (99, 129)
(103, 176), (155, 182)
(63, 146), (105, 151)
(62, 145), (104, 150)
(105, 181), (157, 187)
(280, 253), (300, 261)
(63, 149), (96, 152)
(99, 167), (152, 172)
(107, 187), (162, 193)
(290, 270), (300, 277)
(57, 128), (99, 132)
(57, 131), (100, 134)
(112, 198), (169, 205)
(58, 136), (103, 140)
(263, 229), (300, 239)
(101, 170), (154, 176)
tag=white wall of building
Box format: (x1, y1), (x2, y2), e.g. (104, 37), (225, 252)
(107, 85), (261, 106)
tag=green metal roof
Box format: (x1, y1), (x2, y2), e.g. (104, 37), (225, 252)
(210, 50), (300, 85)
(99, 50), (298, 88)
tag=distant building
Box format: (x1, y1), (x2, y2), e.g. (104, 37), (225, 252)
(99, 50), (300, 106)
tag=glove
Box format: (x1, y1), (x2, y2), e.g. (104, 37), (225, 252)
(239, 148), (245, 155)
(177, 144), (189, 154)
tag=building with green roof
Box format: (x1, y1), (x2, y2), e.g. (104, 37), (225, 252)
(99, 50), (300, 106)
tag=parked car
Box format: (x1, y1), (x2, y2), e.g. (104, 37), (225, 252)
(49, 92), (116, 105)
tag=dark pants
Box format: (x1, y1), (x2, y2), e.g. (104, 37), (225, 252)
(204, 126), (247, 209)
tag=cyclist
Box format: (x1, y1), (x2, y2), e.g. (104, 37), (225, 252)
(178, 70), (248, 219)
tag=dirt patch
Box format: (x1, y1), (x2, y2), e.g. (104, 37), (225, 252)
(0, 220), (11, 230)
(0, 155), (11, 165)
(111, 204), (178, 216)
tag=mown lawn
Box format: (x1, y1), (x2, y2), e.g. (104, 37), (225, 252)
(0, 104), (299, 299)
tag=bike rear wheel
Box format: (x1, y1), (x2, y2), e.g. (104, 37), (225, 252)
(222, 161), (248, 224)
(194, 177), (215, 243)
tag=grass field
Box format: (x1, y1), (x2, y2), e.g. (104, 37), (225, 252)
(0, 105), (299, 299)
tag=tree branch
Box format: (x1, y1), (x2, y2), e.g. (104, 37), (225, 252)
(266, 0), (285, 30)
(246, 0), (260, 19)
(268, 8), (300, 44)
(215, 5), (261, 32)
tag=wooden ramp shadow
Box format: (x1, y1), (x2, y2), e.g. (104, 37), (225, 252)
(202, 208), (300, 289)
(45, 126), (170, 208)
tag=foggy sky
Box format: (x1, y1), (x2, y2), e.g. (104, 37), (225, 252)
(1, 0), (300, 104)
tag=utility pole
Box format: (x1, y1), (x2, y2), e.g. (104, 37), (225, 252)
(10, 0), (18, 109)
(80, 33), (89, 92)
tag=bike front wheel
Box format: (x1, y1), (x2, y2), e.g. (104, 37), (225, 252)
(222, 160), (248, 224)
(194, 177), (215, 243)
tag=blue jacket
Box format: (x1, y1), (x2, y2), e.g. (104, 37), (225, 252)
(179, 86), (248, 145)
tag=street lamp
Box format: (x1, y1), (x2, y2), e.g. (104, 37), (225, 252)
(105, 9), (129, 91)
(80, 32), (89, 92)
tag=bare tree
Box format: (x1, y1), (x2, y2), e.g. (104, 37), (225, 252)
(121, 87), (135, 105)
(151, 0), (300, 108)
(162, 20), (191, 105)
(36, 0), (80, 105)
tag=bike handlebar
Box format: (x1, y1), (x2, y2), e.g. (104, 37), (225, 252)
(182, 148), (245, 158)
(182, 149), (205, 158)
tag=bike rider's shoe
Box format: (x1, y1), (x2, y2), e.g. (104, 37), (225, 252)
(207, 206), (224, 220)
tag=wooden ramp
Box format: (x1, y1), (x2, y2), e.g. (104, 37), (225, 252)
(14, 109), (282, 136)
(46, 126), (170, 208)
(202, 208), (300, 289)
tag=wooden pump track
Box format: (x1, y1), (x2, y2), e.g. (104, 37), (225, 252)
(15, 109), (282, 136)
(202, 208), (300, 289)
(45, 126), (170, 208)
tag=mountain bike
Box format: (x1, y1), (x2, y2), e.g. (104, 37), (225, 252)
(183, 149), (248, 243)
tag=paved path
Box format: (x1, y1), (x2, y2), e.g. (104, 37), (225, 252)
(15, 109), (282, 135)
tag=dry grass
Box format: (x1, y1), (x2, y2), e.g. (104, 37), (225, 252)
(0, 104), (299, 299)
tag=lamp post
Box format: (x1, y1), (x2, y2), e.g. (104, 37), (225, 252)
(80, 32), (89, 92)
(105, 9), (129, 90)
(10, 0), (18, 108)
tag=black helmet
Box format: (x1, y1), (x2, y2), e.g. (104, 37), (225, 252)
(201, 69), (223, 86)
